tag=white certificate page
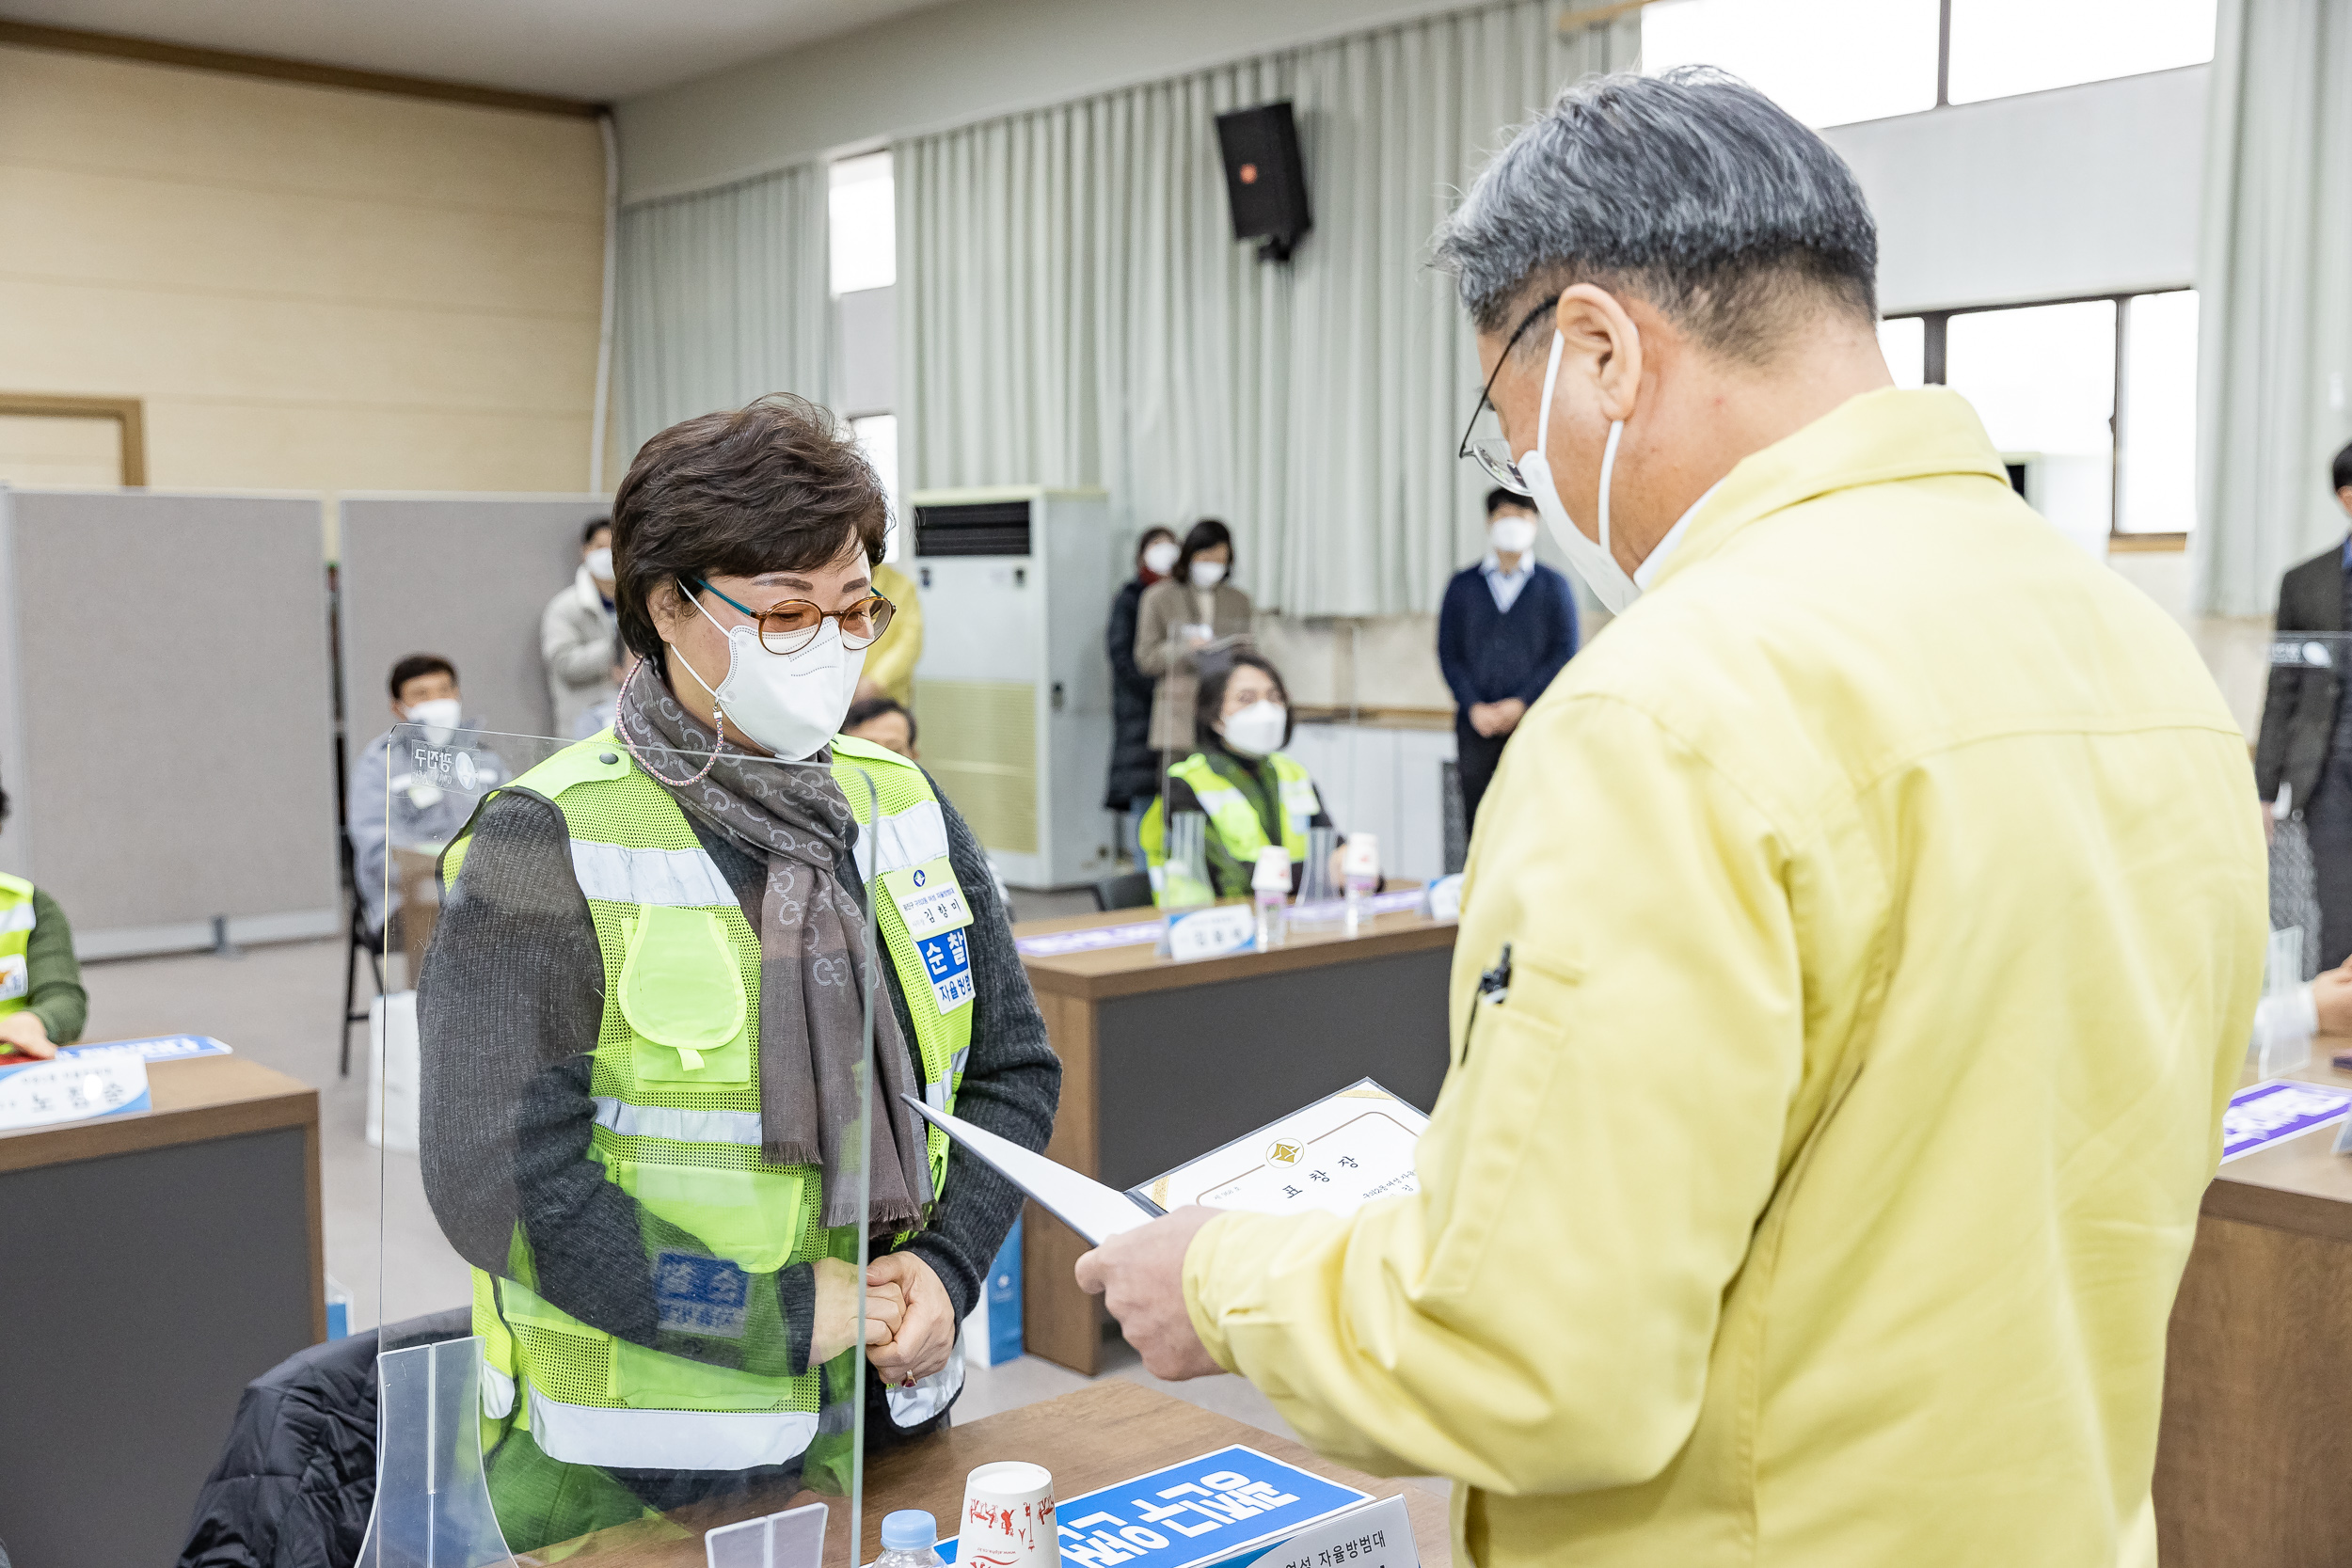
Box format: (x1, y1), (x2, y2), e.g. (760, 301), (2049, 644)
(1136, 1080), (1428, 1220)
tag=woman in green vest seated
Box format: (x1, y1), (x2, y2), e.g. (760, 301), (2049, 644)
(0, 767), (87, 1061)
(1140, 653), (1358, 902)
(417, 394), (1061, 1551)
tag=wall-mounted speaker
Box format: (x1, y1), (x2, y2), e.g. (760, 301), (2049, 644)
(1216, 102), (1311, 262)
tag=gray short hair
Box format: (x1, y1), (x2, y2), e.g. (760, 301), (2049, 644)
(1434, 68), (1878, 360)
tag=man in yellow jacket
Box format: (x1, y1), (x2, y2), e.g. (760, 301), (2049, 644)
(1077, 69), (2265, 1566)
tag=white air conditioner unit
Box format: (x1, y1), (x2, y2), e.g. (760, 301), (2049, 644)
(907, 486), (1116, 889)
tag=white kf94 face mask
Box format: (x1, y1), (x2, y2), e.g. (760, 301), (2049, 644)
(1189, 560), (1229, 590)
(1516, 331), (1641, 614)
(1488, 515), (1539, 556)
(1142, 540), (1180, 576)
(1220, 700), (1287, 758)
(675, 593), (866, 761)
(404, 698), (461, 746)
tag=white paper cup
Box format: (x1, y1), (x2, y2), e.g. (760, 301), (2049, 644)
(959, 1461), (1059, 1568)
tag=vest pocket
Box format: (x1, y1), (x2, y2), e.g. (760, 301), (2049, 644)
(619, 903), (751, 1085)
(612, 1158), (807, 1275)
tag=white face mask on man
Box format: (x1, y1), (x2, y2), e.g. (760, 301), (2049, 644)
(1188, 559), (1229, 590)
(1220, 699), (1287, 758)
(584, 546), (614, 581)
(1488, 514), (1539, 557)
(673, 589), (866, 761)
(404, 697), (461, 746)
(1515, 330), (1642, 613)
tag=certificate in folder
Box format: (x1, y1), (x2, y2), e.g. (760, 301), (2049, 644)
(903, 1078), (1427, 1246)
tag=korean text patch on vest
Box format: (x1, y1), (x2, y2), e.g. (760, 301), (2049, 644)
(916, 927), (975, 1014)
(655, 1251), (752, 1338)
(882, 856), (971, 940)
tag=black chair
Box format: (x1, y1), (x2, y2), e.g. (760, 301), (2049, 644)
(339, 833), (384, 1080)
(1091, 869), (1153, 912)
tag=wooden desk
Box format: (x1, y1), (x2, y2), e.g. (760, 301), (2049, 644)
(531, 1380), (1451, 1567)
(0, 1053), (324, 1566)
(2154, 1046), (2352, 1565)
(1015, 903), (1456, 1372)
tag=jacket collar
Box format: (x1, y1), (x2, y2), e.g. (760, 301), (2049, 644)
(1640, 387), (2009, 594)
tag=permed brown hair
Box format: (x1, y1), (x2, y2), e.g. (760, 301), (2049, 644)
(611, 393), (889, 666)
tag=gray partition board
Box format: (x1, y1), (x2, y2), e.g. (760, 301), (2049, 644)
(0, 488), (340, 955)
(337, 494), (610, 757)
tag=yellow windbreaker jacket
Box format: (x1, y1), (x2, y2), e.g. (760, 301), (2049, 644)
(1184, 388), (2266, 1566)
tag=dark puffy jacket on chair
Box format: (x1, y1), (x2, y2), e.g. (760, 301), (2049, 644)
(178, 1308), (469, 1568)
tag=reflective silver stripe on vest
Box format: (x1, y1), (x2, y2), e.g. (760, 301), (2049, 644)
(479, 1354), (516, 1419)
(569, 840), (733, 907)
(0, 900), (36, 934)
(852, 798), (949, 884)
(528, 1383), (818, 1470)
(593, 1096), (762, 1148)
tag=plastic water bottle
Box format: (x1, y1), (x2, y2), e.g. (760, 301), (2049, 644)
(1252, 846), (1291, 951)
(1342, 832), (1380, 937)
(875, 1511), (945, 1568)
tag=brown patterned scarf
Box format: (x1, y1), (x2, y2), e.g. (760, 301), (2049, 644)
(614, 660), (932, 1233)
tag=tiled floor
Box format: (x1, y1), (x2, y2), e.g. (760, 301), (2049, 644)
(78, 925), (1309, 1447)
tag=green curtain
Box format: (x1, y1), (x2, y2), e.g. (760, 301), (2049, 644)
(615, 162), (833, 465)
(897, 1), (1640, 617)
(2193, 0), (2352, 615)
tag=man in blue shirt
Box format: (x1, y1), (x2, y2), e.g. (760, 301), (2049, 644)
(1438, 487), (1580, 832)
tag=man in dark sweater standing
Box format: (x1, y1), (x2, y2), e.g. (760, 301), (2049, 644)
(2255, 439), (2352, 967)
(1438, 486), (1580, 832)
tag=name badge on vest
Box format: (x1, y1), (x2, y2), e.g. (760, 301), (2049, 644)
(654, 1251), (750, 1339)
(882, 857), (972, 941)
(0, 954), (27, 1003)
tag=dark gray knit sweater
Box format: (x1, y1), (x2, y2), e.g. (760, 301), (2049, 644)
(416, 773), (1058, 1397)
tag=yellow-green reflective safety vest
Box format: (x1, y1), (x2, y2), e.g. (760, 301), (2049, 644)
(0, 873), (37, 1016)
(443, 732), (972, 1475)
(1138, 751), (1318, 906)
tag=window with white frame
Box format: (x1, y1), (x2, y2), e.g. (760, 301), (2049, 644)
(829, 150), (895, 296)
(1877, 289), (2198, 538)
(850, 413), (902, 561)
(1644, 0), (2216, 129)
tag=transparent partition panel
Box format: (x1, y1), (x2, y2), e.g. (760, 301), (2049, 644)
(374, 715), (925, 1561)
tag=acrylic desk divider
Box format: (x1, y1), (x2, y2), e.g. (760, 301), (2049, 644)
(375, 714), (880, 1560)
(359, 1336), (512, 1567)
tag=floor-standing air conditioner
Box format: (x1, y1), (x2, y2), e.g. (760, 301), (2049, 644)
(907, 486), (1115, 889)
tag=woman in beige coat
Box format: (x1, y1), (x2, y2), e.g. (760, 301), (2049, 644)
(1134, 518), (1253, 755)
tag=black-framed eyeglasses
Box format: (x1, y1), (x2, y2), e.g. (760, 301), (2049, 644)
(692, 578), (897, 656)
(1456, 293), (1561, 496)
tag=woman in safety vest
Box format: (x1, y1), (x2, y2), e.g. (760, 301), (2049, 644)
(1139, 653), (1360, 902)
(418, 395), (1061, 1551)
(0, 764), (85, 1062)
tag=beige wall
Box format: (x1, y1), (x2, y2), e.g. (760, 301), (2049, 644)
(0, 44), (607, 497)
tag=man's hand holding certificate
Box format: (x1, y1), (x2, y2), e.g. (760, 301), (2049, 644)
(907, 1080), (1427, 1380)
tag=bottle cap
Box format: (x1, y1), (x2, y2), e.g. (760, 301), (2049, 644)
(1253, 846), (1292, 890)
(882, 1510), (938, 1551)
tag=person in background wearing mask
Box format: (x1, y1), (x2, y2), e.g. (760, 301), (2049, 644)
(1135, 519), (1253, 766)
(543, 517), (620, 737)
(1106, 527), (1179, 862)
(1437, 486), (1579, 833)
(347, 654), (503, 939)
(1137, 654), (1351, 901)
(0, 761), (87, 1063)
(843, 693), (918, 760)
(1075, 70), (2263, 1568)
(417, 394), (1059, 1550)
(857, 557), (924, 707)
